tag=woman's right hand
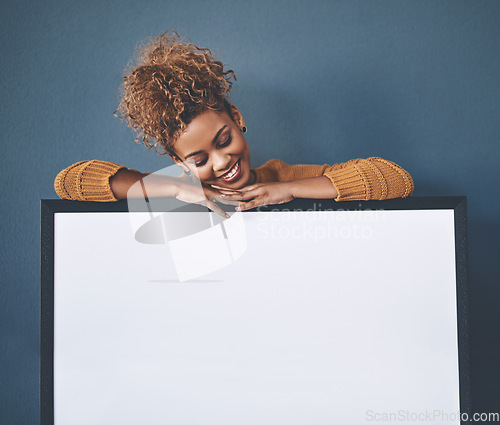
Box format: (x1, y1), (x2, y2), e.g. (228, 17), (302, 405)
(111, 168), (237, 218)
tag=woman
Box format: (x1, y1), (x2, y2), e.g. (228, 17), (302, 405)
(54, 31), (414, 217)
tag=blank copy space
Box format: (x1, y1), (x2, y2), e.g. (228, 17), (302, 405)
(54, 210), (459, 425)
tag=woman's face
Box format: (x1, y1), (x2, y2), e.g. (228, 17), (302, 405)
(170, 105), (254, 189)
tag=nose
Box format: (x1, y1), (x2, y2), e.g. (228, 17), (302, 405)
(213, 151), (232, 174)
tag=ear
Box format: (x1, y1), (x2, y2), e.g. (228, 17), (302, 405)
(230, 104), (246, 130)
(168, 152), (190, 173)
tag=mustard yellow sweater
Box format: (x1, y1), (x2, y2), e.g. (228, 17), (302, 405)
(54, 157), (414, 203)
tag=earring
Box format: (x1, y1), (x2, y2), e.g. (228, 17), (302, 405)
(241, 126), (247, 133)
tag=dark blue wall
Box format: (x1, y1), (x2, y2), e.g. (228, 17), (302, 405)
(1, 0), (499, 422)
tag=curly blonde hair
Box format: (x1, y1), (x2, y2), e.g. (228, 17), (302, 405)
(116, 30), (236, 155)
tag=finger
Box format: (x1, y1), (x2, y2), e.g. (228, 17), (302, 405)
(212, 185), (260, 194)
(236, 200), (260, 211)
(237, 184), (260, 192)
(205, 200), (229, 218)
(210, 184), (239, 190)
(221, 191), (256, 201)
(215, 189), (242, 195)
(210, 187), (243, 195)
(209, 196), (240, 207)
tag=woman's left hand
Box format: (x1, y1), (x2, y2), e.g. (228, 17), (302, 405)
(210, 182), (295, 211)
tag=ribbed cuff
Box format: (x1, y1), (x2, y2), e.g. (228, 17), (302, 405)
(54, 161), (87, 200)
(323, 165), (368, 201)
(323, 157), (415, 201)
(54, 160), (126, 202)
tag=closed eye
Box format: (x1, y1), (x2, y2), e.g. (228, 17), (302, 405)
(194, 157), (208, 167)
(218, 134), (232, 148)
(194, 134), (231, 167)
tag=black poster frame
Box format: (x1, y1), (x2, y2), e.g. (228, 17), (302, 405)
(40, 196), (471, 424)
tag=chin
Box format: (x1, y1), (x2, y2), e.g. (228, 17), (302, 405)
(216, 177), (245, 190)
(231, 179), (249, 190)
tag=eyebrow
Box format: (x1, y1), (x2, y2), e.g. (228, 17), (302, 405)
(184, 125), (227, 160)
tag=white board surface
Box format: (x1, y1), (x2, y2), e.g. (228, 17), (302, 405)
(53, 209), (460, 425)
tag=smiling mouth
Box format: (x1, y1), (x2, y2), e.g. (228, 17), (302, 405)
(219, 159), (241, 182)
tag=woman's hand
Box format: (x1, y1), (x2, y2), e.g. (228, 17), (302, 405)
(210, 182), (296, 211)
(111, 169), (238, 218)
(175, 182), (239, 218)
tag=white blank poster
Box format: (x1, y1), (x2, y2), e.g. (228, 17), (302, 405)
(53, 209), (460, 425)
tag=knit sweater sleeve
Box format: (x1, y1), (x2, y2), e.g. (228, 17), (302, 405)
(323, 157), (414, 201)
(252, 157), (414, 201)
(54, 160), (127, 202)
